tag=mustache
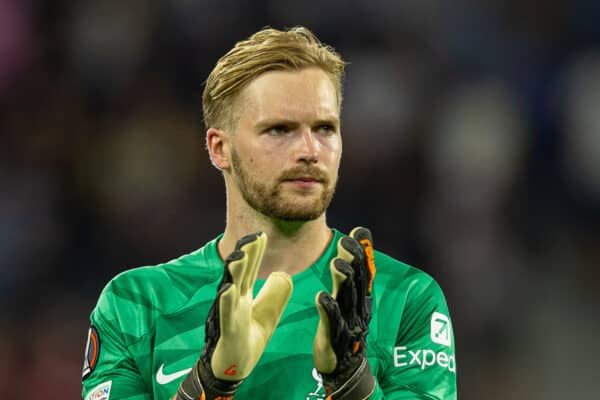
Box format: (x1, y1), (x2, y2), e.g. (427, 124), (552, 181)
(278, 166), (329, 183)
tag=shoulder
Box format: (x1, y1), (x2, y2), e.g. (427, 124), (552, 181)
(372, 250), (450, 330)
(373, 250), (442, 299)
(371, 250), (453, 348)
(91, 239), (223, 338)
(109, 250), (218, 305)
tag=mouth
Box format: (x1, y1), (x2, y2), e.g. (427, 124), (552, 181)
(281, 175), (324, 189)
(284, 176), (322, 183)
(279, 167), (329, 189)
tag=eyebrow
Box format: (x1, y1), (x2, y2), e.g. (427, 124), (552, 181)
(254, 117), (340, 131)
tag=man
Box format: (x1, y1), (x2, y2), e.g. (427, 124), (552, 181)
(81, 27), (457, 400)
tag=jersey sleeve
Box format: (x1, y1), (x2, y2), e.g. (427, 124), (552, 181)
(379, 277), (457, 400)
(81, 280), (153, 400)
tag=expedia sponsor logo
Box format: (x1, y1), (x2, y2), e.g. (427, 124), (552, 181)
(393, 346), (456, 373)
(430, 312), (452, 347)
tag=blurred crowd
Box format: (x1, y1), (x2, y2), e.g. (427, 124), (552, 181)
(1, 0), (599, 398)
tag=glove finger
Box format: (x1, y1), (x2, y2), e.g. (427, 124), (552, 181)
(253, 272), (293, 337)
(340, 235), (364, 262)
(329, 253), (349, 299)
(246, 233), (267, 292)
(314, 291), (342, 374)
(229, 232), (265, 296)
(238, 232), (267, 295)
(339, 235), (367, 298)
(203, 281), (234, 364)
(332, 258), (358, 322)
(217, 282), (239, 338)
(221, 249), (243, 288)
(335, 235), (356, 264)
(349, 227), (376, 295)
(206, 248), (242, 359)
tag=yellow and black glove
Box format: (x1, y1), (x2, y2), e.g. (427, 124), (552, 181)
(313, 227), (376, 400)
(178, 232), (293, 400)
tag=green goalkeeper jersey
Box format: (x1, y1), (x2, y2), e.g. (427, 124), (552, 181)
(81, 230), (457, 400)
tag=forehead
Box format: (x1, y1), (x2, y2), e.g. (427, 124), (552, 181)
(238, 67), (339, 123)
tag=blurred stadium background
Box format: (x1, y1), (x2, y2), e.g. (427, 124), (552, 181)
(1, 0), (599, 398)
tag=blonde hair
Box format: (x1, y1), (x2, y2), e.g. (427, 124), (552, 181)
(202, 26), (346, 131)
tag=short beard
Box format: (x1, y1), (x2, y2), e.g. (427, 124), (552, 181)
(230, 147), (337, 221)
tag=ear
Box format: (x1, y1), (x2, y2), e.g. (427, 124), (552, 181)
(206, 128), (231, 170)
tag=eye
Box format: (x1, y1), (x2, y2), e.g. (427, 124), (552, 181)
(266, 125), (290, 136)
(316, 124), (336, 135)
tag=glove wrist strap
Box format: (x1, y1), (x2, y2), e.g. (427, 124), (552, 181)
(177, 358), (242, 400)
(323, 358), (375, 400)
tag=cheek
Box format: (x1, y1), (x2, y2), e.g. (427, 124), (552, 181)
(246, 149), (279, 177)
(321, 137), (342, 164)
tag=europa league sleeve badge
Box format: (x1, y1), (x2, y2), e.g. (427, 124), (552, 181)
(82, 325), (101, 380)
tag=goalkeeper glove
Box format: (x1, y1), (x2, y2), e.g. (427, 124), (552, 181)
(313, 227), (376, 400)
(177, 232), (293, 400)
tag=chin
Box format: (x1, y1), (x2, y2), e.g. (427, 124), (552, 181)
(245, 188), (334, 222)
(280, 211), (324, 221)
(268, 200), (327, 221)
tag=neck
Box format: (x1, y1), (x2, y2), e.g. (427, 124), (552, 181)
(219, 204), (333, 279)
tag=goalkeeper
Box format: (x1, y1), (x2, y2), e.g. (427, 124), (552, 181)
(81, 26), (457, 400)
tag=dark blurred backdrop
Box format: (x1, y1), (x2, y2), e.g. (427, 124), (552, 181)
(1, 0), (599, 398)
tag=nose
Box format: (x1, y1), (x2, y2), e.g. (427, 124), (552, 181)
(297, 128), (318, 164)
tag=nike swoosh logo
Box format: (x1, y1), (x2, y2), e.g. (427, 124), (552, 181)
(156, 363), (192, 385)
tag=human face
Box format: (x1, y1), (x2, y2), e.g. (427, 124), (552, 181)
(229, 67), (342, 221)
